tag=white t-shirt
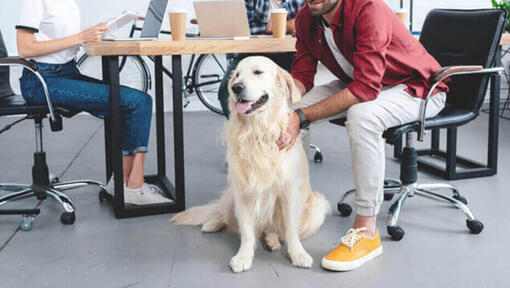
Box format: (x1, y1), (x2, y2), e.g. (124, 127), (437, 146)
(16, 0), (81, 64)
(322, 19), (354, 81)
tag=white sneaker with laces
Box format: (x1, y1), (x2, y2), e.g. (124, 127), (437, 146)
(124, 183), (173, 205)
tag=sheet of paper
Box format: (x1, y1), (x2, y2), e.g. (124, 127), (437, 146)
(106, 11), (142, 32)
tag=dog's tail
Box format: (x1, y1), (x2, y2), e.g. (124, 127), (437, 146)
(299, 191), (331, 238)
(170, 202), (220, 226)
(170, 192), (232, 232)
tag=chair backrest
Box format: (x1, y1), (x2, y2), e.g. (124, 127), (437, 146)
(0, 30), (15, 99)
(419, 9), (506, 112)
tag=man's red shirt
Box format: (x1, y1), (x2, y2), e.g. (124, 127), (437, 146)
(291, 0), (448, 102)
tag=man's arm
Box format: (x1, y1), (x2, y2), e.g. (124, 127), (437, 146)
(293, 78), (359, 123)
(277, 79), (359, 150)
(300, 86), (360, 122)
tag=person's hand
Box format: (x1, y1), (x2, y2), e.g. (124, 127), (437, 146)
(79, 22), (110, 43)
(286, 18), (296, 35)
(276, 111), (301, 150)
(266, 19), (273, 34)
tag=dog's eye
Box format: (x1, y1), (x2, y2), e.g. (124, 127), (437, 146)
(254, 70), (263, 75)
(236, 72), (240, 78)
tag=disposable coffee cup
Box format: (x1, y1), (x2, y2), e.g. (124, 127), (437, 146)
(271, 8), (287, 39)
(169, 9), (187, 41)
(395, 8), (409, 27)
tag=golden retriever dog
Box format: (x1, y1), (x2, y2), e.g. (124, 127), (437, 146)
(171, 56), (330, 273)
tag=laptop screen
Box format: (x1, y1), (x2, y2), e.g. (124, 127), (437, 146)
(140, 0), (169, 38)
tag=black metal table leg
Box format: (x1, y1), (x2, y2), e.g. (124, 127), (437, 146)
(172, 55), (186, 211)
(101, 58), (113, 182)
(155, 56), (166, 177)
(103, 56), (126, 215)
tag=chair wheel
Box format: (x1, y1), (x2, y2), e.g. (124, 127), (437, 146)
(337, 202), (352, 217)
(384, 193), (394, 201)
(453, 195), (468, 205)
(50, 175), (60, 184)
(387, 226), (405, 241)
(60, 212), (76, 225)
(98, 190), (113, 203)
(466, 219), (484, 234)
(20, 215), (35, 231)
(314, 151), (323, 163)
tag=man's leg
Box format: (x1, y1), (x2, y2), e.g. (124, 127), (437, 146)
(322, 84), (446, 271)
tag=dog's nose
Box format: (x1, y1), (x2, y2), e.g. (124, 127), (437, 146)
(231, 82), (245, 95)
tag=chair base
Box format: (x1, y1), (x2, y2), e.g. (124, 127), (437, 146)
(337, 179), (484, 240)
(0, 116), (107, 230)
(0, 180), (106, 230)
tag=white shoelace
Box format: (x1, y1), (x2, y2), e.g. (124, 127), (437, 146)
(341, 227), (368, 251)
(139, 183), (165, 196)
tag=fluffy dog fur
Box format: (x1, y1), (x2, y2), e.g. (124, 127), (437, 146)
(171, 56), (330, 273)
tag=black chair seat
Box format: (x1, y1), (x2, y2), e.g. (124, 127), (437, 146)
(0, 94), (79, 117)
(330, 104), (477, 144)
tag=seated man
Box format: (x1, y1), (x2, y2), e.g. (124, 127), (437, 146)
(279, 0), (448, 271)
(218, 0), (304, 118)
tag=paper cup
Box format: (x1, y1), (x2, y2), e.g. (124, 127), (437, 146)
(395, 9), (408, 27)
(169, 11), (187, 41)
(271, 9), (287, 39)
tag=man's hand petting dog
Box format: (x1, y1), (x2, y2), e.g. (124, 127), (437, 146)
(277, 111), (301, 150)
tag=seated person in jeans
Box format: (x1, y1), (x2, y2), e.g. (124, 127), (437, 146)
(218, 0), (304, 118)
(16, 0), (169, 205)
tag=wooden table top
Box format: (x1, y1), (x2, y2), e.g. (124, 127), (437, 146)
(86, 37), (297, 56)
(86, 34), (510, 56)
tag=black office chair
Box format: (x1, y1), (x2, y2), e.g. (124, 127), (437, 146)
(0, 30), (106, 230)
(330, 9), (506, 240)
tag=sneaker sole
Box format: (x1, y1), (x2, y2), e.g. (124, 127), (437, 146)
(321, 245), (383, 271)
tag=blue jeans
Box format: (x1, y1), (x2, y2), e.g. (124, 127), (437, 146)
(20, 60), (152, 155)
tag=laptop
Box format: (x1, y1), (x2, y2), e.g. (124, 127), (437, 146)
(104, 0), (169, 41)
(193, 1), (251, 39)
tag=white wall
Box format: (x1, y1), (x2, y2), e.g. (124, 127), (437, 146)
(0, 0), (498, 111)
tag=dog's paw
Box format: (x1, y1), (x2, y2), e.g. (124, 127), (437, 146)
(289, 251), (313, 268)
(263, 233), (281, 252)
(201, 219), (225, 233)
(229, 254), (253, 273)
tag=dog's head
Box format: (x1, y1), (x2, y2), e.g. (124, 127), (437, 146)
(228, 56), (301, 117)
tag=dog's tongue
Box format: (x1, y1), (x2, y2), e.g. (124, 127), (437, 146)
(236, 101), (255, 114)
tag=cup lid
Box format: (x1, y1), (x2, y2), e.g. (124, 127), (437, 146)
(271, 8), (287, 13)
(170, 8), (186, 13)
(394, 8), (408, 13)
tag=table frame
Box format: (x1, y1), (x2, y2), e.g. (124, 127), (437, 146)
(102, 55), (185, 218)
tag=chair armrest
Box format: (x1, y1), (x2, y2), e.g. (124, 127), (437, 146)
(418, 66), (504, 142)
(430, 65), (503, 84)
(0, 56), (37, 71)
(0, 56), (61, 131)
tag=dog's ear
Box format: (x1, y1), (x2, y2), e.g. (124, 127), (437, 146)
(278, 67), (301, 105)
(227, 69), (236, 98)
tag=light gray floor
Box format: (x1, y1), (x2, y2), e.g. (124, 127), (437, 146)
(0, 111), (509, 288)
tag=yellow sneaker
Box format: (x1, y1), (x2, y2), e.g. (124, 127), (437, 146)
(321, 227), (383, 271)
